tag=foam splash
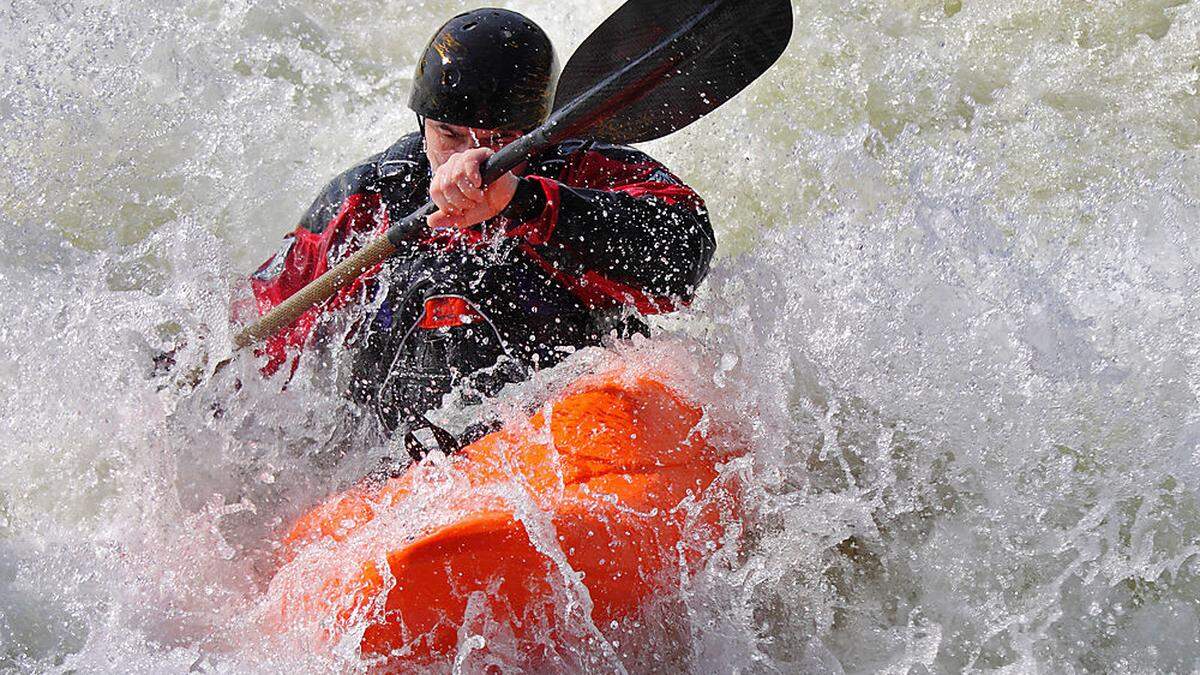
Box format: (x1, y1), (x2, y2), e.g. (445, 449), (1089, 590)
(2, 0), (1199, 671)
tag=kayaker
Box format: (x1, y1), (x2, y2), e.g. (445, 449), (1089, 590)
(249, 8), (715, 448)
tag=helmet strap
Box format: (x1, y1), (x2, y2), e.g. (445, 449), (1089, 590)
(415, 113), (428, 159)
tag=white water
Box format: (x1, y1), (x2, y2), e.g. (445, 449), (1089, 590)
(2, 0), (1199, 671)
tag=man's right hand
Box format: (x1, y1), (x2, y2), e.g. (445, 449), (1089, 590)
(428, 148), (519, 230)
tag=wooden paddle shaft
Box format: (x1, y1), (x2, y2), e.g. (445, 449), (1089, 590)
(233, 234), (398, 348)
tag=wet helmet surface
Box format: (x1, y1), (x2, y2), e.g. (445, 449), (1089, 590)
(409, 8), (559, 132)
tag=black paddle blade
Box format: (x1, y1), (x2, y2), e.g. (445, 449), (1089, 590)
(550, 0), (794, 145)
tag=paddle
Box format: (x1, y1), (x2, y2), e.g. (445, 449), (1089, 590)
(232, 0), (793, 349)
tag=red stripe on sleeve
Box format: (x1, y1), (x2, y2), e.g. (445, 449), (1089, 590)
(517, 243), (682, 315)
(504, 176), (561, 245)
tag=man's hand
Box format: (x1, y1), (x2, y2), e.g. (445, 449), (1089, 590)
(428, 148), (518, 230)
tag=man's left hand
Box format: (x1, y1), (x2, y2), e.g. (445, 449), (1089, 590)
(428, 148), (518, 230)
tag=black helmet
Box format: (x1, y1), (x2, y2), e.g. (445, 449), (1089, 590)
(409, 9), (558, 132)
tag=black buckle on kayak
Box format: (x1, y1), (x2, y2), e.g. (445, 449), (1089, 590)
(363, 417), (504, 487)
(404, 415), (462, 462)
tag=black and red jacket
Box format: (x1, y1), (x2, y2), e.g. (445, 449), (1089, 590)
(251, 131), (714, 431)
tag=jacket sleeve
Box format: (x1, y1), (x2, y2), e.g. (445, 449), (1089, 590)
(248, 162), (385, 373)
(251, 163), (385, 312)
(502, 144), (716, 314)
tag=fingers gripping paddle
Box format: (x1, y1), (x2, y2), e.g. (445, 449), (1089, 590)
(233, 0), (793, 349)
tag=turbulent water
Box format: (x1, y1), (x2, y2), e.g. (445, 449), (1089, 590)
(2, 0), (1199, 671)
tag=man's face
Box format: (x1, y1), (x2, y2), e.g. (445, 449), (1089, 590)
(424, 119), (523, 170)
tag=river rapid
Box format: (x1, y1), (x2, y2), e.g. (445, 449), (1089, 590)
(2, 0), (1199, 672)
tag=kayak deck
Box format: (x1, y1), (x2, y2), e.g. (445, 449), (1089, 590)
(263, 366), (741, 668)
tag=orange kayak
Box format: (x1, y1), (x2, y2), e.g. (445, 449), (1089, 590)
(262, 361), (742, 669)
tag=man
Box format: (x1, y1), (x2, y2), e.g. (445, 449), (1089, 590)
(250, 8), (715, 450)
